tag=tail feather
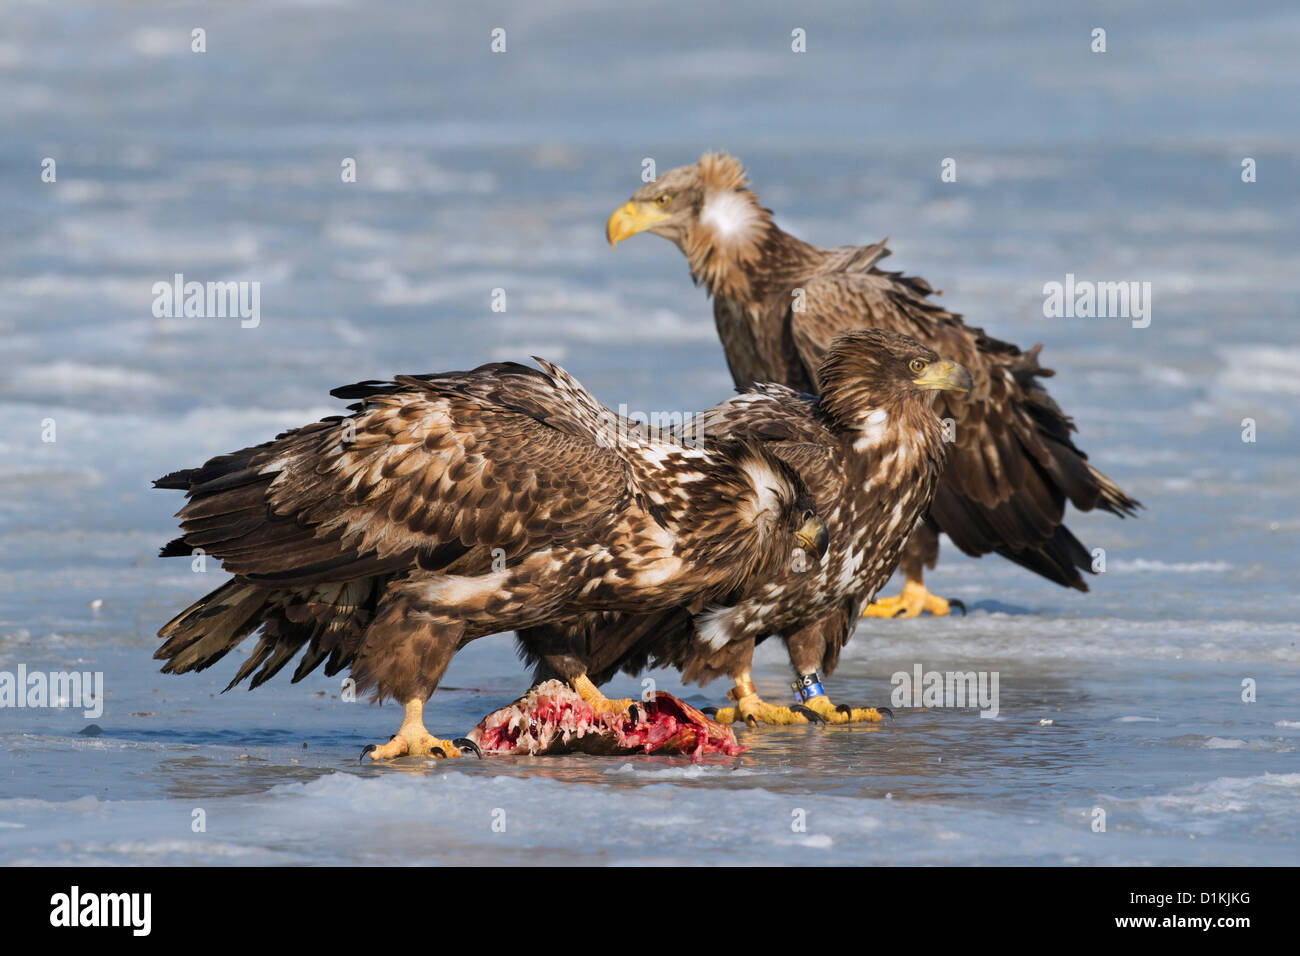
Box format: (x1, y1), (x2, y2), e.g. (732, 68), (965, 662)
(224, 632), (282, 692)
(930, 336), (1141, 590)
(155, 577), (380, 690)
(292, 634), (335, 684)
(994, 524), (1092, 592)
(153, 468), (199, 490)
(156, 581), (270, 674)
(1088, 462), (1141, 517)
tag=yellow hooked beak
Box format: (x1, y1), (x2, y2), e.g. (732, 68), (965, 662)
(606, 201), (671, 247)
(794, 513), (830, 561)
(913, 359), (973, 395)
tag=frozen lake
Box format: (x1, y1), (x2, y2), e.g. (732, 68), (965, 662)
(2, 0), (1298, 865)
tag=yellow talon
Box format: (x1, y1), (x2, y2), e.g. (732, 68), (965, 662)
(800, 694), (885, 724)
(716, 696), (885, 725)
(734, 693), (818, 725)
(571, 674), (634, 718)
(709, 674), (819, 726)
(862, 578), (954, 618)
(365, 698), (467, 760)
(713, 705), (738, 724)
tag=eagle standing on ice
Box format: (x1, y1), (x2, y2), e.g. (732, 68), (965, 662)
(153, 358), (827, 759)
(606, 152), (1139, 720)
(521, 329), (971, 725)
(605, 157), (1138, 723)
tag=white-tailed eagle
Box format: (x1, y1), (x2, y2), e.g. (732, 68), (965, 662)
(154, 358), (827, 758)
(605, 152), (1138, 720)
(520, 329), (971, 725)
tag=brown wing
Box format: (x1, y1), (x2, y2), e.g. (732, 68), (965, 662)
(518, 387), (847, 689)
(160, 366), (636, 588)
(689, 384), (835, 447)
(154, 363), (639, 691)
(788, 269), (1138, 588)
(684, 385), (847, 519)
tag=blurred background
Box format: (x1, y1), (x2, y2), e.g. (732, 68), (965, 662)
(1, 0), (1298, 865)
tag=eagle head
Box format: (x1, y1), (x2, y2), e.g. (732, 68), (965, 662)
(817, 329), (972, 430)
(792, 499), (830, 563)
(606, 152), (759, 250)
(730, 445), (829, 570)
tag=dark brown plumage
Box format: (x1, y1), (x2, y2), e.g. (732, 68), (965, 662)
(604, 152), (1139, 720)
(153, 357), (825, 756)
(521, 329), (970, 725)
(609, 152), (1138, 594)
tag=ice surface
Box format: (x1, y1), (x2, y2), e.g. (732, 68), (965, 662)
(2, 0), (1298, 865)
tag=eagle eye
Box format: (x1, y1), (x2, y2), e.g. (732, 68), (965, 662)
(655, 194), (671, 207)
(801, 509), (815, 523)
(909, 358), (927, 374)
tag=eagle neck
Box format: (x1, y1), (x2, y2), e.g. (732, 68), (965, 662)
(817, 390), (945, 483)
(691, 215), (823, 307)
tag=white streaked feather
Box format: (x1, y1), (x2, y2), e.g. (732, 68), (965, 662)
(700, 190), (763, 242)
(696, 605), (737, 650)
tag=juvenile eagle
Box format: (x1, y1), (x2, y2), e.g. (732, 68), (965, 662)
(153, 358), (827, 759)
(521, 329), (971, 725)
(606, 152), (1139, 721)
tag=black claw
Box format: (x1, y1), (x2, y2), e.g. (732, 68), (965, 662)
(836, 703), (894, 722)
(627, 704), (640, 724)
(429, 747), (446, 759)
(359, 744), (377, 763)
(892, 607), (908, 618)
(453, 737), (483, 759)
(949, 598), (967, 616)
(744, 714), (758, 728)
(790, 703), (827, 724)
(701, 706), (718, 717)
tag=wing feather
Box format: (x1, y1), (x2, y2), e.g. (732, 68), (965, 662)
(166, 362), (637, 586)
(785, 267), (1137, 587)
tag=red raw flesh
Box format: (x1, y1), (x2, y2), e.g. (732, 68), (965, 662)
(466, 680), (745, 759)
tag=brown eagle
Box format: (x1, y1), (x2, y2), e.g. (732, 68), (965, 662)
(520, 329), (971, 725)
(605, 152), (1139, 720)
(153, 358), (827, 759)
(608, 153), (1139, 610)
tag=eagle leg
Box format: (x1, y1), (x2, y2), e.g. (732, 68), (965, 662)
(861, 576), (962, 619)
(363, 698), (477, 761)
(570, 674), (635, 719)
(709, 672), (827, 726)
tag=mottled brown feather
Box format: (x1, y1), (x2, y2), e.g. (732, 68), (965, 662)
(154, 358), (818, 703)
